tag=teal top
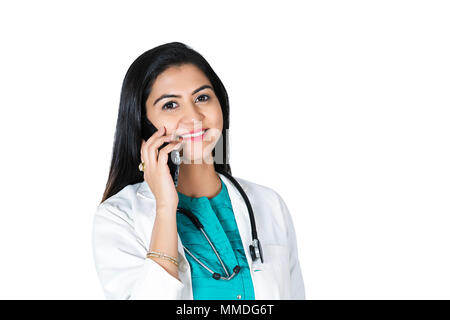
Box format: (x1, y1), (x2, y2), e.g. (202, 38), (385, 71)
(176, 176), (255, 300)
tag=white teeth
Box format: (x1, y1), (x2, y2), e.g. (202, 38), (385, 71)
(182, 130), (206, 138)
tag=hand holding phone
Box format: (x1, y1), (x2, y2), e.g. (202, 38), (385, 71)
(140, 125), (183, 213)
(142, 118), (182, 186)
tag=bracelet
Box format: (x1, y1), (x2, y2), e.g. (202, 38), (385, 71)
(147, 250), (179, 267)
(148, 251), (179, 266)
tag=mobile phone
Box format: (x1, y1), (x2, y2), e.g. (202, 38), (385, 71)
(142, 117), (180, 186)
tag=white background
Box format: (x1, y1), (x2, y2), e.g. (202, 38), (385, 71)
(0, 0), (449, 299)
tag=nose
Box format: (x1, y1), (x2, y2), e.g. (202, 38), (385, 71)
(180, 100), (205, 125)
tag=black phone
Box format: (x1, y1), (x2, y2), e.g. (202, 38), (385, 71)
(141, 117), (180, 186)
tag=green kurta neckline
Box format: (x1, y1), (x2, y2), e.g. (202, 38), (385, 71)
(177, 176), (228, 208)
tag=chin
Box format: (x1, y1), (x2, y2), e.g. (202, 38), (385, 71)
(179, 146), (215, 165)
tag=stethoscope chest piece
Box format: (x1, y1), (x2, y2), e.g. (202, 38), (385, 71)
(249, 238), (264, 263)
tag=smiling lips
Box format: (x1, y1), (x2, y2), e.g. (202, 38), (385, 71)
(180, 128), (208, 141)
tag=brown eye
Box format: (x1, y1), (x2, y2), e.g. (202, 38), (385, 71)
(162, 101), (178, 110)
(196, 94), (210, 102)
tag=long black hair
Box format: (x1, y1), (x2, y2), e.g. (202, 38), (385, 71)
(100, 42), (232, 204)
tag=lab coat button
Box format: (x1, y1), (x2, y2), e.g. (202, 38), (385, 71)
(237, 294), (242, 299)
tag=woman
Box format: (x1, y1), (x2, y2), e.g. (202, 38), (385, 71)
(92, 42), (306, 300)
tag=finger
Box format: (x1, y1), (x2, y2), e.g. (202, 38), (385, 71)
(148, 133), (181, 156)
(141, 126), (164, 165)
(141, 139), (145, 163)
(144, 135), (181, 168)
(143, 125), (166, 148)
(141, 126), (169, 167)
(141, 138), (151, 171)
(157, 141), (183, 166)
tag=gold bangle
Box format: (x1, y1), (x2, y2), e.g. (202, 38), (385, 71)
(147, 250), (179, 266)
(148, 253), (179, 266)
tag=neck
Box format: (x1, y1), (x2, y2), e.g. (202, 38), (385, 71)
(176, 162), (222, 199)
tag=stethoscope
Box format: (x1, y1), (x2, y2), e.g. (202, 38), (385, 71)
(176, 170), (264, 281)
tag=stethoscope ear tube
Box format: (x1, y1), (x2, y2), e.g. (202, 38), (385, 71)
(213, 265), (241, 281)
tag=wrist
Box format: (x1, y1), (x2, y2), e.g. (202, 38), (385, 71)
(156, 204), (177, 216)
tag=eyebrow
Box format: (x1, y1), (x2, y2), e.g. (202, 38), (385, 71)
(153, 84), (213, 106)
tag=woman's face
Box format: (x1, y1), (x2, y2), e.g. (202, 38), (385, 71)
(145, 63), (223, 164)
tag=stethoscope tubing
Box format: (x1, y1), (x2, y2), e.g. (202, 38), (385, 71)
(176, 171), (263, 280)
(218, 171), (264, 264)
(177, 206), (238, 280)
(183, 245), (239, 280)
(198, 227), (230, 277)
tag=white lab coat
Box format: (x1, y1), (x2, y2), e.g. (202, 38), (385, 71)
(91, 172), (306, 300)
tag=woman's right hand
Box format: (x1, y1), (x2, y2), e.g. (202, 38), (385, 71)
(141, 125), (183, 213)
